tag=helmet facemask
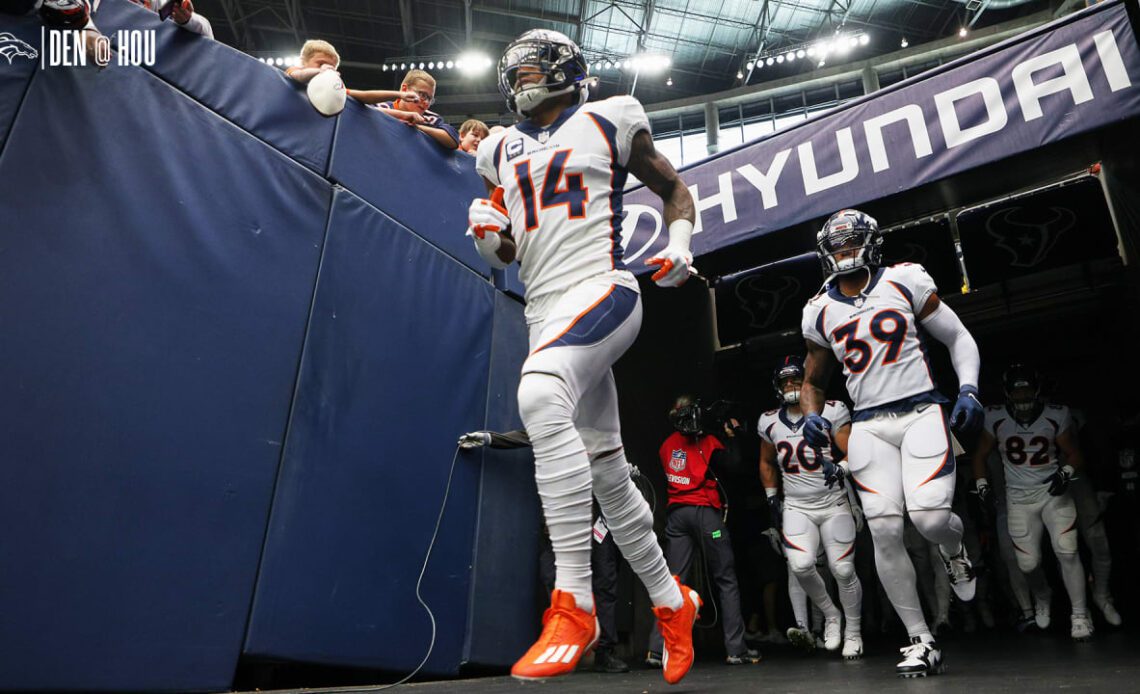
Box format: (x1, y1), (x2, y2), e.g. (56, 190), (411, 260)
(498, 31), (593, 116)
(816, 210), (882, 282)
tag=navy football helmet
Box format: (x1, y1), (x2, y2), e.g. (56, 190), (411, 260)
(39, 0), (90, 29)
(816, 209), (882, 280)
(772, 355), (805, 405)
(1003, 364), (1042, 420)
(497, 29), (595, 116)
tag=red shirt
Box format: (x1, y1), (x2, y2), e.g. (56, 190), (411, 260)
(659, 432), (723, 509)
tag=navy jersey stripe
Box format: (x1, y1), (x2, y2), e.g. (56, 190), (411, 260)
(584, 111), (627, 271)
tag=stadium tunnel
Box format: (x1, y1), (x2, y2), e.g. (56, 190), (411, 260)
(2, 0), (1140, 690)
(613, 0), (1140, 657)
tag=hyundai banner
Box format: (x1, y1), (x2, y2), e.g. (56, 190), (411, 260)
(620, 0), (1140, 269)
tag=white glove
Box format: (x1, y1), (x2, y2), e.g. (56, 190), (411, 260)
(466, 187), (510, 268)
(644, 245), (693, 288)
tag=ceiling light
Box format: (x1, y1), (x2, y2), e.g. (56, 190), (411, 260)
(797, 49), (806, 58)
(776, 54), (784, 63)
(457, 51), (492, 76)
(806, 47), (815, 57)
(859, 34), (870, 45)
(736, 70), (743, 79)
(765, 57), (775, 66)
(900, 37), (909, 48)
(746, 61), (754, 70)
(848, 37), (859, 48)
(959, 27), (968, 37)
(274, 57), (284, 66)
(666, 76), (673, 86)
(630, 53), (671, 74)
(428, 61), (435, 69)
(446, 60), (454, 68)
(418, 62), (426, 69)
(400, 62), (406, 70)
(787, 52), (796, 62)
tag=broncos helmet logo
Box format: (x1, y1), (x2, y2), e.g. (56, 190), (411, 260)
(0, 33), (39, 64)
(734, 275), (802, 330)
(985, 206), (1076, 268)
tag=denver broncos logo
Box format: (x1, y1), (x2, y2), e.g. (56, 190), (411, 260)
(0, 33), (39, 64)
(734, 275), (801, 330)
(985, 206), (1076, 268)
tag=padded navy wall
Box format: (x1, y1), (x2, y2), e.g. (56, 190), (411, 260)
(243, 189), (496, 674)
(0, 1), (537, 689)
(462, 292), (542, 667)
(0, 56), (330, 691)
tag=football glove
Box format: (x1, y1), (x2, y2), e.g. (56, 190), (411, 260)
(1045, 465), (1075, 496)
(803, 413), (833, 448)
(950, 385), (984, 436)
(762, 527), (784, 558)
(467, 187), (510, 240)
(823, 458), (848, 490)
(974, 477), (993, 507)
(767, 493), (783, 531)
(644, 245), (693, 288)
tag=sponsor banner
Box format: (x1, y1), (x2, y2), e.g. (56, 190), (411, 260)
(620, 0), (1140, 269)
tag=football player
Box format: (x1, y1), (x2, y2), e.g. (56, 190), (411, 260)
(800, 209), (983, 677)
(759, 356), (864, 659)
(972, 365), (1093, 640)
(467, 29), (700, 683)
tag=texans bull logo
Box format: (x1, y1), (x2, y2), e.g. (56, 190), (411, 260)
(0, 33), (39, 64)
(985, 206), (1076, 268)
(669, 449), (687, 472)
(884, 241), (929, 266)
(734, 275), (802, 330)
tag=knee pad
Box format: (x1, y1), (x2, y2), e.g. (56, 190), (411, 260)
(908, 508), (950, 538)
(831, 559), (856, 583)
(1015, 550), (1040, 575)
(517, 372), (574, 436)
(867, 515), (905, 546)
(789, 553), (817, 576)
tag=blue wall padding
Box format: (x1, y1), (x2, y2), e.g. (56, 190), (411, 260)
(0, 15), (37, 154)
(329, 99), (490, 274)
(243, 188), (496, 674)
(0, 62), (330, 691)
(90, 0), (337, 176)
(461, 291), (543, 667)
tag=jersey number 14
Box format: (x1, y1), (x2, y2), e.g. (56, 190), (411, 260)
(513, 150), (589, 232)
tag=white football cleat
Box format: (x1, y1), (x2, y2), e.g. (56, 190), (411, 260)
(823, 616), (842, 652)
(842, 632), (863, 660)
(939, 544), (976, 602)
(1095, 596), (1123, 626)
(896, 637), (943, 678)
(1035, 597), (1051, 630)
(1071, 613), (1094, 641)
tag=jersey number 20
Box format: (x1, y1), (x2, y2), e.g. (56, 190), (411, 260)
(514, 149), (588, 231)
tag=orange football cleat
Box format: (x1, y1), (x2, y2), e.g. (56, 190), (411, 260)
(653, 576), (702, 685)
(510, 589), (600, 680)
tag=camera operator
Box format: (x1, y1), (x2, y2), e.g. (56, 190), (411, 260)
(645, 395), (762, 666)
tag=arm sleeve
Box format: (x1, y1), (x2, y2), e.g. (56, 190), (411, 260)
(178, 12), (214, 38)
(475, 134), (502, 186)
(593, 95), (650, 167)
(801, 300), (829, 348)
(919, 301), (980, 390)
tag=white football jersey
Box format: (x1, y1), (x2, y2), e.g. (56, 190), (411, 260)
(984, 403), (1072, 503)
(476, 96), (648, 323)
(802, 263), (942, 413)
(759, 401), (852, 510)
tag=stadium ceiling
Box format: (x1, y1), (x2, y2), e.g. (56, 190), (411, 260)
(196, 0), (1053, 118)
